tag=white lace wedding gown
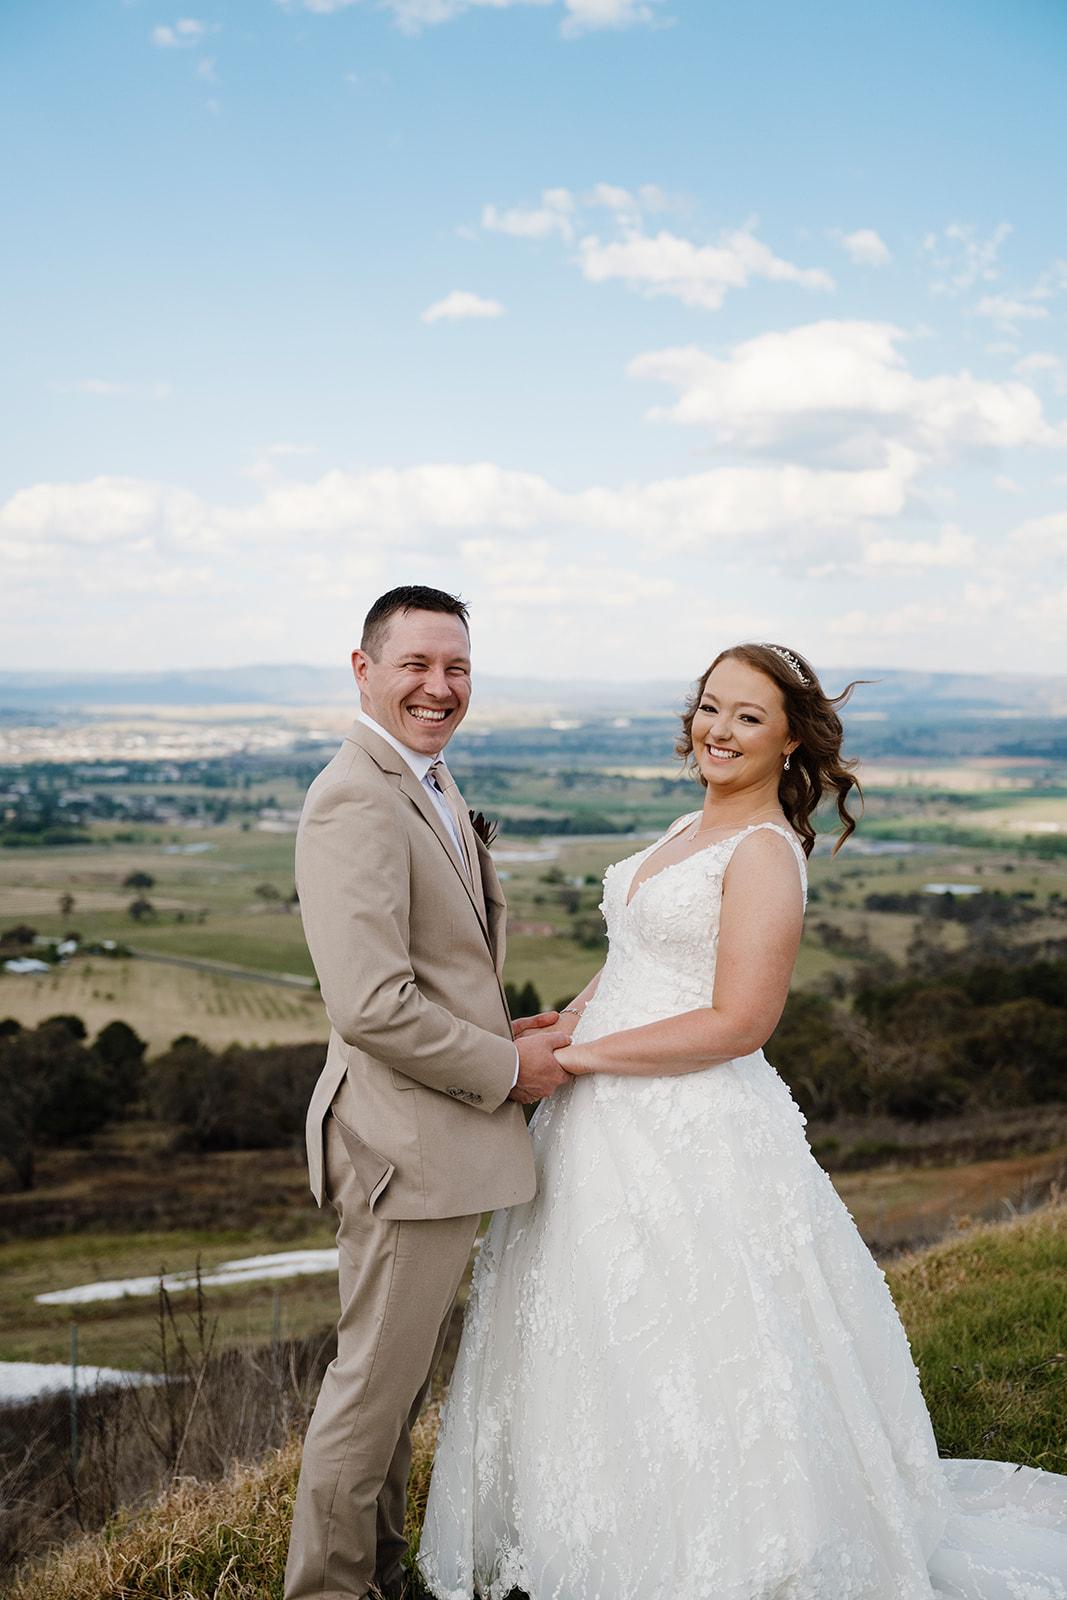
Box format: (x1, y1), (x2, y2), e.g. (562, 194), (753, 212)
(419, 819), (1067, 1600)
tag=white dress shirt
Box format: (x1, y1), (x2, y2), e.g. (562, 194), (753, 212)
(356, 710), (520, 1089)
(356, 710), (468, 868)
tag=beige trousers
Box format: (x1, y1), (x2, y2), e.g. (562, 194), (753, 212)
(285, 1104), (480, 1600)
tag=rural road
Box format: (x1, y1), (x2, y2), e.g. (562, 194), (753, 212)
(128, 947), (317, 992)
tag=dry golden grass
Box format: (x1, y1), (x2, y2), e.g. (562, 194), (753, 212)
(3, 1407), (445, 1600)
(3, 1439), (301, 1600)
(7, 1201), (1065, 1600)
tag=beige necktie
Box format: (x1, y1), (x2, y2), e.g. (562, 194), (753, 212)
(427, 759), (473, 879)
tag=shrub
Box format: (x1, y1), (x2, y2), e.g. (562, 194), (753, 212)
(149, 1039), (324, 1152)
(0, 1020), (115, 1189)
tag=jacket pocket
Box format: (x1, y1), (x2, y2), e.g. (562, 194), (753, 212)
(389, 1066), (417, 1091)
(330, 1111), (396, 1212)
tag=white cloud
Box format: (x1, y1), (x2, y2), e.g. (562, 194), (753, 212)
(421, 290), (506, 323)
(278, 0), (663, 34)
(481, 182), (687, 249)
(826, 581), (1049, 648)
(826, 601), (952, 639)
(583, 182), (643, 226)
(461, 540), (676, 606)
(838, 228), (890, 267)
(559, 0), (662, 33)
(577, 226), (835, 310)
(0, 454), (915, 572)
(482, 189), (575, 241)
(1013, 351), (1066, 392)
(0, 477), (182, 546)
(5, 461), (1064, 673)
(1009, 511), (1067, 563)
(863, 524), (974, 569)
(482, 187), (837, 328)
(629, 320), (1061, 464)
(973, 294), (1049, 330)
(1031, 259), (1067, 301)
(243, 442), (320, 482)
(152, 18), (208, 47)
(1018, 583), (1067, 631)
(924, 221), (1012, 295)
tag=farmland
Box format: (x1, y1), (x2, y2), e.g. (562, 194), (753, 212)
(1, 710), (1066, 1375)
(1, 689), (1066, 1582)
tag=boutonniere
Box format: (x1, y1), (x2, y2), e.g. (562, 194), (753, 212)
(468, 809), (499, 848)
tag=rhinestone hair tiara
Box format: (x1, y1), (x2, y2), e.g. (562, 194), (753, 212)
(763, 644), (810, 685)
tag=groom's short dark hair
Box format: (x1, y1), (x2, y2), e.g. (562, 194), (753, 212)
(360, 586), (470, 659)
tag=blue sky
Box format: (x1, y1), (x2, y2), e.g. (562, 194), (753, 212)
(2, 0), (1065, 681)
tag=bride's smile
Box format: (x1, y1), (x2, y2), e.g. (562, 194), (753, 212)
(690, 656), (798, 801)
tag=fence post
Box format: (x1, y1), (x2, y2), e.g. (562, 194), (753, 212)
(69, 1322), (79, 1482)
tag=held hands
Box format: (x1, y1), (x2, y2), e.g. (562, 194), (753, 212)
(511, 1010), (560, 1039)
(509, 1028), (572, 1104)
(508, 1007), (597, 1096)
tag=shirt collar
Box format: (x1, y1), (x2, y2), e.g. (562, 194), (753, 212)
(356, 709), (438, 782)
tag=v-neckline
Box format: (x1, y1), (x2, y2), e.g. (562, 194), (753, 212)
(624, 819), (795, 910)
(625, 819), (730, 910)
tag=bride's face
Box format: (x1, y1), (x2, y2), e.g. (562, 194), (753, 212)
(690, 658), (798, 791)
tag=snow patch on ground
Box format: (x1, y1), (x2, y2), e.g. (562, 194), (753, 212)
(36, 1249), (340, 1306)
(0, 1361), (161, 1404)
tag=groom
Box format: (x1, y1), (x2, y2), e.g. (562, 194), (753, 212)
(285, 585), (569, 1600)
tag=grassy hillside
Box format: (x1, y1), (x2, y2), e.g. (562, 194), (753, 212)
(7, 1200), (1065, 1600)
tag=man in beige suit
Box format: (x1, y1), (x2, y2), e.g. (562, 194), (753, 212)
(286, 585), (569, 1600)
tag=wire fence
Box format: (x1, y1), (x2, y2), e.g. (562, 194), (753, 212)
(0, 1280), (334, 1583)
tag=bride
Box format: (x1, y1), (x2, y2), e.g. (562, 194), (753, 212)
(418, 642), (1067, 1600)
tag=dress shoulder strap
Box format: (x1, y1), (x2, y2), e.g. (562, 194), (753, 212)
(727, 821), (808, 907)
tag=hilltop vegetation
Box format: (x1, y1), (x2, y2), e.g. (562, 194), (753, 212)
(6, 1199), (1065, 1600)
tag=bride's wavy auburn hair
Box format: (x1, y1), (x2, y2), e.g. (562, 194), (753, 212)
(676, 643), (865, 858)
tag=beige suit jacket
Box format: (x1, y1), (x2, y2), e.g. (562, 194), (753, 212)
(296, 719), (536, 1219)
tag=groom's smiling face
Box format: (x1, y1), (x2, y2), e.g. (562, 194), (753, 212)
(352, 608), (473, 756)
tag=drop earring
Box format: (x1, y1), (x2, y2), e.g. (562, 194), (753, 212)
(783, 755), (791, 772)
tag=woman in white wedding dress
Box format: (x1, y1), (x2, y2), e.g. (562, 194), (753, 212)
(419, 642), (1067, 1600)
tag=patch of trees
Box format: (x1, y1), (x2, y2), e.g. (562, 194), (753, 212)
(769, 957), (1067, 1123)
(148, 1038), (323, 1152)
(863, 889), (1042, 927)
(0, 1016), (147, 1189)
(504, 980), (543, 1018)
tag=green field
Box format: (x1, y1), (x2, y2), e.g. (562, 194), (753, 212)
(4, 759), (1066, 1050)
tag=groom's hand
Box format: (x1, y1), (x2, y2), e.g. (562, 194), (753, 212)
(509, 1029), (571, 1104)
(511, 1009), (560, 1039)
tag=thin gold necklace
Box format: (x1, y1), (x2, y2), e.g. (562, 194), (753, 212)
(690, 807), (783, 839)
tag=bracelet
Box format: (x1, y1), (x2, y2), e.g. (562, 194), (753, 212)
(559, 1006), (582, 1019)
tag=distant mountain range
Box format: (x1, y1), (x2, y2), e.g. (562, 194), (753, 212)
(1, 664), (1065, 718)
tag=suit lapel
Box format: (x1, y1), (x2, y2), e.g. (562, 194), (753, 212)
(475, 835), (508, 975)
(456, 802), (488, 928)
(346, 720), (491, 942)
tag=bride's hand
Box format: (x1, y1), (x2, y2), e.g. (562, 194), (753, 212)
(554, 1041), (596, 1075)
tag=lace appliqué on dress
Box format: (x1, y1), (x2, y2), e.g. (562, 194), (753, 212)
(419, 821), (1067, 1600)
